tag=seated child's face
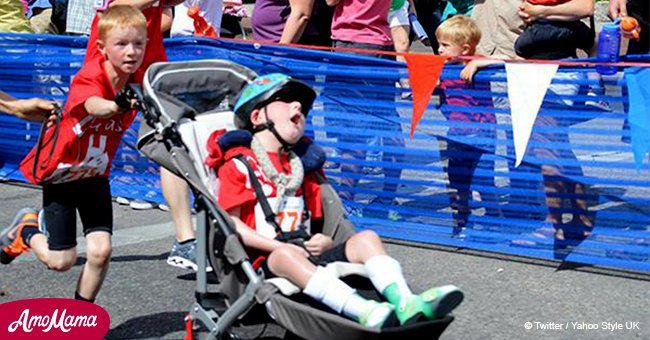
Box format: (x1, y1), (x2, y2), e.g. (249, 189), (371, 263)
(261, 93), (306, 145)
(437, 36), (467, 58)
(100, 26), (147, 75)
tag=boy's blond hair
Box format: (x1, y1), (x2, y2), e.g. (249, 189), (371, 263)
(98, 5), (147, 40)
(435, 15), (481, 53)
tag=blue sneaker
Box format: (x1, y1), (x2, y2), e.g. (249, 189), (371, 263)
(167, 240), (212, 272)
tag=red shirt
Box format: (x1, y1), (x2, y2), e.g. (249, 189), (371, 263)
(21, 58), (137, 184)
(217, 147), (323, 240)
(84, 5), (167, 84)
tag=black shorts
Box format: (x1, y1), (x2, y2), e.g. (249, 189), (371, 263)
(260, 241), (349, 279)
(42, 177), (113, 250)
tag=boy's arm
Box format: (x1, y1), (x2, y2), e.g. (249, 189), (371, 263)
(228, 207), (309, 257)
(84, 96), (128, 119)
(460, 55), (511, 82)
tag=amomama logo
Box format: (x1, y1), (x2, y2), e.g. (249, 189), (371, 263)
(0, 298), (110, 339)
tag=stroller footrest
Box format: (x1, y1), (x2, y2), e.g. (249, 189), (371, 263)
(195, 291), (228, 313)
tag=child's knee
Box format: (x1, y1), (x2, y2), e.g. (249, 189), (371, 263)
(355, 230), (381, 244)
(268, 245), (303, 267)
(48, 256), (76, 272)
(86, 243), (112, 265)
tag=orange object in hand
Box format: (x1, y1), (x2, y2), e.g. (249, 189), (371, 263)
(188, 6), (218, 38)
(620, 16), (641, 41)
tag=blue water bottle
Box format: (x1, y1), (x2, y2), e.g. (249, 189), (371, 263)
(596, 23), (621, 75)
(409, 13), (430, 46)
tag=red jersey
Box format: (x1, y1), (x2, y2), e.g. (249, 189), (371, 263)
(217, 147), (323, 240)
(20, 58), (137, 184)
(84, 5), (167, 84)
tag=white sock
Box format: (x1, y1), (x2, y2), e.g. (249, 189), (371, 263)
(365, 255), (412, 297)
(303, 266), (355, 313)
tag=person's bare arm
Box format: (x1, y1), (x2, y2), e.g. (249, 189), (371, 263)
(84, 96), (127, 119)
(0, 91), (56, 122)
(608, 0), (628, 19)
(279, 0), (314, 44)
(519, 0), (594, 24)
(228, 207), (309, 256)
(460, 55), (511, 82)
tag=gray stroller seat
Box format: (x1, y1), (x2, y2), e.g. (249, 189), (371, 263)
(134, 59), (454, 340)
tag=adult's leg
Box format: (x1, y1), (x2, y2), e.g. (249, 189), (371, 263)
(161, 167), (194, 242)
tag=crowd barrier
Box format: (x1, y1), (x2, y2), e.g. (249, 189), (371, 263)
(0, 33), (648, 272)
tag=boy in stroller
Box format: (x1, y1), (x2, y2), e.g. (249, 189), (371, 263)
(206, 73), (464, 329)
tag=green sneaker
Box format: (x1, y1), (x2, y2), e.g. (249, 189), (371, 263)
(393, 294), (429, 325)
(358, 301), (395, 329)
(419, 285), (464, 319)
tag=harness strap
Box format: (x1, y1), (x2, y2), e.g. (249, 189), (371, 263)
(32, 104), (63, 182)
(235, 154), (284, 236)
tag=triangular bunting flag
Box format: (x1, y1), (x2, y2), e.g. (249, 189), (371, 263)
(405, 54), (447, 138)
(505, 62), (558, 167)
(625, 67), (650, 170)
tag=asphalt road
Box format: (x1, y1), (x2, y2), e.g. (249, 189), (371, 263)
(0, 182), (648, 340)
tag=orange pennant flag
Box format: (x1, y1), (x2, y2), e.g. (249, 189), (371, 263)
(405, 54), (447, 138)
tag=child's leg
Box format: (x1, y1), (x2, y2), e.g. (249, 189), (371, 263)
(75, 177), (114, 302)
(345, 231), (464, 324)
(76, 231), (112, 302)
(267, 244), (394, 328)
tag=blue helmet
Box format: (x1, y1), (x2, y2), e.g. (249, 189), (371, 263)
(233, 73), (316, 130)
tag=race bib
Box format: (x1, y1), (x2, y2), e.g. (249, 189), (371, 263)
(254, 196), (310, 239)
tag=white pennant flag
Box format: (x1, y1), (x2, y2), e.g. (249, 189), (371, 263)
(505, 62), (558, 167)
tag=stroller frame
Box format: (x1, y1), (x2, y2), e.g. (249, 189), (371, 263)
(134, 59), (455, 340)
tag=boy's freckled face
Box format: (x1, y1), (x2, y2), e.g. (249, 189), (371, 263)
(264, 97), (306, 144)
(100, 27), (147, 75)
(437, 37), (465, 57)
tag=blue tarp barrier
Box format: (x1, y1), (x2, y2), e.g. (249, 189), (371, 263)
(1, 33), (648, 272)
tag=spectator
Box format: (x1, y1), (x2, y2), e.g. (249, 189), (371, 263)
(0, 0), (34, 32)
(64, 0), (94, 35)
(389, 0), (416, 62)
(0, 90), (55, 122)
(515, 0), (594, 59)
(434, 15), (501, 235)
(412, 0), (443, 53)
(326, 0), (405, 220)
(27, 0), (52, 33)
(608, 0), (649, 54)
(252, 0), (332, 45)
(170, 0), (223, 38)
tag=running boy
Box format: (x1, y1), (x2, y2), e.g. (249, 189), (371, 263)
(206, 73), (464, 328)
(0, 5), (147, 303)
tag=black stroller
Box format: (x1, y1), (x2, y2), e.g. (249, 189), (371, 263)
(133, 59), (454, 339)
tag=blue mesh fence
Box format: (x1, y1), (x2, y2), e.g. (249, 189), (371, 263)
(0, 33), (648, 271)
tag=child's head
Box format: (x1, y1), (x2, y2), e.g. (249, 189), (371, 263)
(233, 74), (316, 147)
(435, 15), (481, 57)
(96, 5), (147, 75)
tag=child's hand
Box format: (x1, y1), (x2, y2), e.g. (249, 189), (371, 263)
(304, 233), (333, 256)
(460, 61), (479, 83)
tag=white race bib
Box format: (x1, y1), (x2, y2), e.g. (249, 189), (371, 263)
(254, 196), (310, 239)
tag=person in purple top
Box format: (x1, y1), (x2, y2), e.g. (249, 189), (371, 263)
(252, 0), (332, 46)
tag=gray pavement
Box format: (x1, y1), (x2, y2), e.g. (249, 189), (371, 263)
(0, 182), (648, 340)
